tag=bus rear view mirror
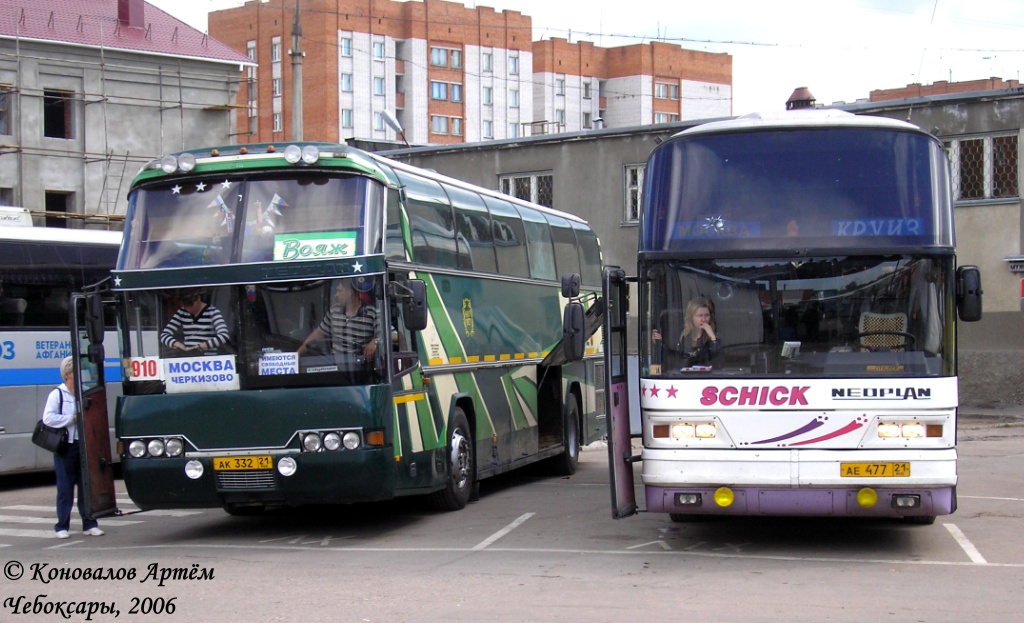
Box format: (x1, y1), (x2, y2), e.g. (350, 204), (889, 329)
(562, 302), (585, 361)
(956, 265), (982, 322)
(85, 293), (105, 345)
(404, 279), (428, 332)
(561, 273), (581, 298)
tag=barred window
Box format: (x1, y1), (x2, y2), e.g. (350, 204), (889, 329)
(499, 172), (554, 208)
(624, 164), (645, 223)
(948, 133), (1019, 201)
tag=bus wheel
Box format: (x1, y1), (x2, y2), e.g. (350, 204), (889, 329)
(551, 398), (580, 476)
(428, 408), (474, 511)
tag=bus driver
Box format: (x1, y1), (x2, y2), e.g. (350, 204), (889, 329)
(298, 278), (380, 359)
(653, 297), (721, 368)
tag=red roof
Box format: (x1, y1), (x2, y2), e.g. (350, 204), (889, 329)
(0, 0), (251, 66)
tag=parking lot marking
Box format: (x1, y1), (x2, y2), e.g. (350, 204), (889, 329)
(473, 512), (535, 551)
(944, 523), (987, 564)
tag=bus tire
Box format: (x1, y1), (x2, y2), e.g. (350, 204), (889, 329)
(551, 398), (580, 476)
(428, 408), (474, 511)
(903, 515), (936, 525)
(223, 504), (265, 516)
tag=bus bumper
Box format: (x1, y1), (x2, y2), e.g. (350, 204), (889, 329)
(122, 448), (397, 510)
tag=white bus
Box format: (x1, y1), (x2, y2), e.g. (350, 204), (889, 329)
(0, 226), (121, 475)
(601, 110), (983, 524)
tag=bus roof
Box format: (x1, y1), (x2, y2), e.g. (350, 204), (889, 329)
(0, 226), (122, 247)
(675, 109), (927, 138)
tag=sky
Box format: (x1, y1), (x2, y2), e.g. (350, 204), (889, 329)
(147, 0), (1024, 115)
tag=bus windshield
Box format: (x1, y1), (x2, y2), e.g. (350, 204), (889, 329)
(120, 173), (384, 270)
(642, 254), (954, 379)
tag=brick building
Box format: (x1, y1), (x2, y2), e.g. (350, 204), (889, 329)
(208, 0), (733, 145)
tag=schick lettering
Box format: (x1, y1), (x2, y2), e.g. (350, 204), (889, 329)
(700, 385), (810, 406)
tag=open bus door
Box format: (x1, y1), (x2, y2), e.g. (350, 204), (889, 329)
(69, 291), (118, 520)
(603, 267), (638, 519)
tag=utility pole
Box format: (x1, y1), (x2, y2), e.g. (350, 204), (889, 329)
(290, 0), (304, 141)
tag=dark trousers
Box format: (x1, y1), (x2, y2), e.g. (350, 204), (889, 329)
(53, 441), (98, 533)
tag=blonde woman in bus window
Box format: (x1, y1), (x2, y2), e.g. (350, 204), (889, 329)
(653, 297), (721, 367)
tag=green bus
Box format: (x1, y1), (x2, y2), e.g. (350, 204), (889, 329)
(74, 142), (605, 516)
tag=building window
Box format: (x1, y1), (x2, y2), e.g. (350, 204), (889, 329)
(341, 109), (353, 129)
(483, 120), (493, 139)
(271, 38), (281, 62)
(948, 134), (1020, 201)
(341, 73), (353, 92)
(43, 90), (74, 139)
(624, 164), (645, 223)
(654, 112), (678, 124)
(340, 37), (352, 57)
(509, 56), (519, 75)
(272, 78), (282, 96)
(373, 41), (385, 60)
(509, 89), (519, 108)
(483, 86), (493, 106)
(450, 84), (463, 103)
(509, 123), (520, 138)
(500, 172), (554, 208)
(583, 112), (592, 129)
(375, 113), (385, 131)
(273, 113), (282, 132)
(451, 50), (462, 69)
(373, 77), (385, 96)
(0, 84), (13, 135)
(583, 81), (592, 99)
(451, 117), (463, 136)
(554, 109), (565, 127)
(482, 52), (493, 72)
(555, 77), (565, 96)
(430, 47), (448, 67)
(430, 81), (448, 100)
(431, 115), (449, 134)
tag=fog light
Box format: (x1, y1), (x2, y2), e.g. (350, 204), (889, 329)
(184, 460), (204, 479)
(302, 433), (322, 452)
(301, 145), (320, 164)
(164, 438), (184, 457)
(159, 155), (178, 174)
(128, 440), (147, 458)
(892, 494), (921, 508)
(675, 493), (702, 506)
(284, 144), (303, 164)
(342, 431), (361, 450)
(177, 152), (196, 172)
(278, 456), (297, 476)
(857, 487), (878, 508)
(148, 439), (165, 457)
(713, 487), (734, 508)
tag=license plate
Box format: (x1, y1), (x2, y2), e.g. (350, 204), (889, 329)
(213, 456), (273, 471)
(840, 462), (910, 477)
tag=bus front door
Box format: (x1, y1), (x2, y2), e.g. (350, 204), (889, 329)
(603, 267), (637, 519)
(70, 292), (118, 520)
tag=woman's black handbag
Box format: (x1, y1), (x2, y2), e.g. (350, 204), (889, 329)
(32, 420), (68, 454)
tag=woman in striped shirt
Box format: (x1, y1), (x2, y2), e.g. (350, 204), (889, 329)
(160, 292), (230, 354)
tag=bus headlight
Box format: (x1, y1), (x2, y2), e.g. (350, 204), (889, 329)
(128, 440), (147, 458)
(877, 423), (901, 438)
(323, 432), (342, 451)
(695, 423), (717, 439)
(302, 433), (322, 452)
(164, 438), (185, 457)
(901, 423), (926, 439)
(147, 439), (165, 457)
(671, 424), (695, 439)
(342, 431), (362, 450)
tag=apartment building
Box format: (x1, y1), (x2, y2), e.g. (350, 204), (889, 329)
(210, 0), (534, 145)
(532, 38), (732, 133)
(210, 0), (734, 146)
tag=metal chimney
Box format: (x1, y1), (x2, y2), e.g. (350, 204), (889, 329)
(786, 87), (816, 110)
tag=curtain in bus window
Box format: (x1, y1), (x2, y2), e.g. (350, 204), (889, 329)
(130, 182), (238, 268)
(482, 196), (529, 278)
(517, 205), (556, 281)
(545, 213), (580, 281)
(396, 172), (459, 269)
(445, 183), (497, 273)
